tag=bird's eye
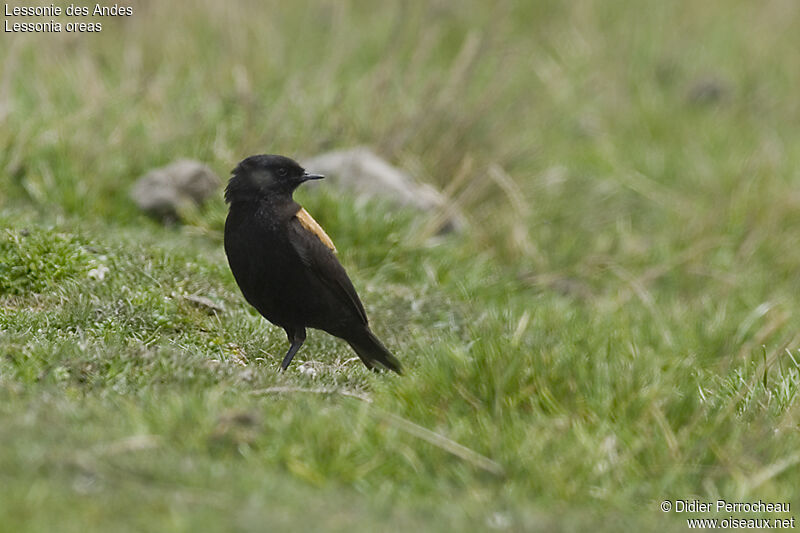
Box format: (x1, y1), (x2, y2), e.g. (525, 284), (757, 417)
(277, 168), (288, 177)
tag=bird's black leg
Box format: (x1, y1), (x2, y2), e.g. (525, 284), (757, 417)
(279, 328), (306, 372)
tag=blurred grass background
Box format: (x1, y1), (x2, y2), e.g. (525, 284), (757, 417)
(2, 0), (800, 531)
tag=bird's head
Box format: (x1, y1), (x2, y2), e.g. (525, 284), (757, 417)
(225, 154), (324, 203)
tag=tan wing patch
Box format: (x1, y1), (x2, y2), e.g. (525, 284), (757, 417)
(296, 207), (337, 252)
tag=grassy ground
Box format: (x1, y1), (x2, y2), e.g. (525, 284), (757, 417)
(2, 0), (800, 530)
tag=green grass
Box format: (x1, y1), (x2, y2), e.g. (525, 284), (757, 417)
(2, 0), (800, 530)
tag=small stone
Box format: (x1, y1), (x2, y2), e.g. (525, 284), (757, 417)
(686, 76), (730, 105)
(297, 362), (318, 377)
(87, 264), (110, 281)
(130, 159), (220, 222)
(182, 293), (225, 314)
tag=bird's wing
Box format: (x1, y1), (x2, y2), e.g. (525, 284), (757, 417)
(288, 208), (368, 325)
(295, 208), (337, 253)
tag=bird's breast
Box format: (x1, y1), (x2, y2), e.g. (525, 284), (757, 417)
(224, 207), (312, 324)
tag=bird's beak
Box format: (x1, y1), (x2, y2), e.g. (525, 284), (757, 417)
(301, 172), (325, 182)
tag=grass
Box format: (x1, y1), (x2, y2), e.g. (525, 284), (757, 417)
(2, 0), (800, 530)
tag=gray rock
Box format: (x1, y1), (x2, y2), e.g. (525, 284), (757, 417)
(303, 147), (462, 233)
(131, 159), (220, 222)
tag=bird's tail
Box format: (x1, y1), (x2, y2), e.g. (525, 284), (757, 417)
(347, 328), (402, 374)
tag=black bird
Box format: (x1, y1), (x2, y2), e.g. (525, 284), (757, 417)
(223, 154), (402, 374)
